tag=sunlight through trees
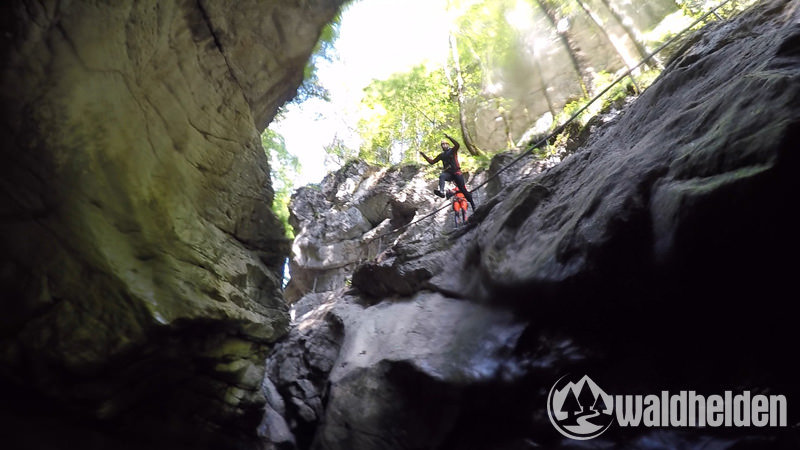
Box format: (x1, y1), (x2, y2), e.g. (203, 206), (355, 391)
(262, 0), (757, 208)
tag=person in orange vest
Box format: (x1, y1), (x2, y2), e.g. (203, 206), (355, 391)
(447, 185), (469, 226)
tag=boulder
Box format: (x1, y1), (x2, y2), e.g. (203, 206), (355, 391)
(262, 289), (345, 450)
(266, 291), (525, 450)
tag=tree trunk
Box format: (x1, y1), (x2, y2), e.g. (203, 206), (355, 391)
(534, 0), (590, 97)
(448, 32), (483, 156)
(532, 45), (557, 118)
(597, 0), (660, 69)
(574, 0), (641, 93)
(494, 98), (515, 148)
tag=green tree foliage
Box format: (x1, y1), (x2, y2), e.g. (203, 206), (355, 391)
(351, 0), (525, 165)
(451, 0), (517, 74)
(267, 3), (360, 238)
(330, 0), (752, 173)
(323, 133), (358, 168)
(293, 11), (343, 104)
(677, 0), (755, 18)
(450, 0), (520, 150)
(356, 64), (459, 165)
(262, 128), (299, 239)
(450, 0), (518, 89)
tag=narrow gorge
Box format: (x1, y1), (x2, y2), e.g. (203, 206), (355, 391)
(2, 1), (799, 449)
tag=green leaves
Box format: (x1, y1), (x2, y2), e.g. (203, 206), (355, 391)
(321, 0), (756, 174)
(352, 0), (537, 163)
(356, 64), (458, 165)
(262, 128), (299, 239)
(293, 11), (343, 104)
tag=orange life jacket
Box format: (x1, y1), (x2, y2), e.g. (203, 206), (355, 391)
(451, 188), (468, 211)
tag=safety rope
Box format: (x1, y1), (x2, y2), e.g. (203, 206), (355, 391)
(363, 0), (735, 248)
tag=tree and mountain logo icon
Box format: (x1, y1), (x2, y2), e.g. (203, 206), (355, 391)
(547, 374), (615, 440)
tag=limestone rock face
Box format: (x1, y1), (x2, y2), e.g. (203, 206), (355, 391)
(314, 292), (524, 450)
(263, 289), (524, 449)
(269, 1), (800, 448)
(0, 0), (342, 448)
(261, 290), (346, 450)
(285, 161), (442, 303)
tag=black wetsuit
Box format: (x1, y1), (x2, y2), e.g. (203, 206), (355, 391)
(425, 136), (476, 210)
(439, 146), (460, 174)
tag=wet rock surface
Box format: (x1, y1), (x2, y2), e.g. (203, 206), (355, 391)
(268, 1), (800, 448)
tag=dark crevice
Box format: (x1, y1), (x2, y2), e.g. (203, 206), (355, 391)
(194, 0), (247, 99)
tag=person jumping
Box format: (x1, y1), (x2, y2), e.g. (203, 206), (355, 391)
(419, 133), (476, 211)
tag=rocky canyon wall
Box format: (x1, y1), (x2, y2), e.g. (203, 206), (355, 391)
(0, 1), (342, 448)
